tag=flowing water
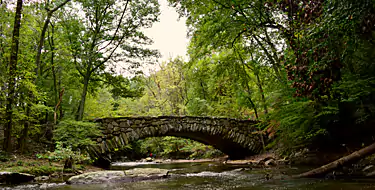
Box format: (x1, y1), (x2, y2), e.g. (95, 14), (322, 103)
(5, 161), (375, 189)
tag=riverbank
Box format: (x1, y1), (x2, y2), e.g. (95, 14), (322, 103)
(0, 154), (103, 183)
(0, 153), (280, 183)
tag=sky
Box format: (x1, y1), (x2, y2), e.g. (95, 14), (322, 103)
(140, 0), (189, 75)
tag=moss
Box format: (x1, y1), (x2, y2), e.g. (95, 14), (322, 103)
(20, 165), (60, 176)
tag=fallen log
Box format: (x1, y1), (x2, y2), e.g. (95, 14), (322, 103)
(293, 142), (375, 178)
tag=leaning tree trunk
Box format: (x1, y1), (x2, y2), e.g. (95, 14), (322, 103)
(294, 142), (375, 178)
(4, 0), (23, 152)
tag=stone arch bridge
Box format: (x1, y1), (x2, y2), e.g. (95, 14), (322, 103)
(87, 116), (265, 167)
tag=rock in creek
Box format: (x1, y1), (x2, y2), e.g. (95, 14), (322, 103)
(265, 159), (276, 166)
(67, 168), (169, 185)
(0, 172), (34, 184)
(34, 176), (49, 181)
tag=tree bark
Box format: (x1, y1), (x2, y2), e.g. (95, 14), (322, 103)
(35, 13), (51, 79)
(49, 23), (58, 115)
(77, 72), (90, 121)
(255, 73), (268, 114)
(58, 66), (63, 119)
(19, 106), (30, 153)
(294, 142), (375, 178)
(4, 0), (23, 152)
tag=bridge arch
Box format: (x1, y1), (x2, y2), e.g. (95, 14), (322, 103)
(87, 116), (263, 167)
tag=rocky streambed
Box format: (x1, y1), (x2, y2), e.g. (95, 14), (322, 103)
(3, 153), (375, 189)
(0, 168), (170, 189)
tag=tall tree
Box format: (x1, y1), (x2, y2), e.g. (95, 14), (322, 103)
(4, 0), (23, 152)
(63, 0), (160, 120)
(35, 0), (71, 80)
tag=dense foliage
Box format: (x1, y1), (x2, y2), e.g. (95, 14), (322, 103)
(1, 0), (375, 161)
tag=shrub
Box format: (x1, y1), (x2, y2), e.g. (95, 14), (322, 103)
(36, 142), (92, 164)
(53, 119), (101, 150)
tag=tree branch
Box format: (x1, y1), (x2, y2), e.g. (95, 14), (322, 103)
(98, 0), (130, 52)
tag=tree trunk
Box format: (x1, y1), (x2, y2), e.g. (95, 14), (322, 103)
(255, 73), (268, 114)
(35, 13), (52, 79)
(244, 81), (258, 120)
(49, 24), (58, 117)
(35, 0), (71, 79)
(58, 67), (63, 119)
(19, 105), (30, 153)
(4, 0), (23, 152)
(77, 73), (90, 121)
(294, 142), (375, 178)
(0, 0), (3, 65)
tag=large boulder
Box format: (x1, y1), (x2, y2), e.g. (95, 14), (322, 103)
(0, 172), (35, 184)
(67, 168), (169, 185)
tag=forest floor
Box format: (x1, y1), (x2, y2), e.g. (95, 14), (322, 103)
(0, 154), (103, 182)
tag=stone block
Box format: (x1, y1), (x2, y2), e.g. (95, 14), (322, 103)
(120, 122), (127, 128)
(108, 124), (113, 130)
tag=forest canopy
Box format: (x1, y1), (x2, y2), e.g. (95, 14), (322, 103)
(1, 0), (375, 159)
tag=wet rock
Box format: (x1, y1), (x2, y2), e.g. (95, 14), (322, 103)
(145, 157), (153, 162)
(366, 171), (375, 177)
(260, 156), (275, 162)
(231, 168), (246, 172)
(256, 160), (265, 166)
(362, 165), (375, 173)
(124, 168), (169, 177)
(67, 171), (125, 184)
(265, 159), (276, 166)
(2, 184), (39, 190)
(0, 172), (34, 184)
(363, 165), (375, 176)
(39, 182), (66, 189)
(67, 168), (169, 185)
(34, 175), (49, 181)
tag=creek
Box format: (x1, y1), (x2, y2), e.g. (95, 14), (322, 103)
(5, 161), (375, 189)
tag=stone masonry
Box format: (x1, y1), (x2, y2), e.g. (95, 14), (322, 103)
(87, 116), (264, 167)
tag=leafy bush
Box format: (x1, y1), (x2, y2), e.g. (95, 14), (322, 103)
(36, 142), (92, 164)
(0, 151), (10, 162)
(268, 100), (334, 151)
(53, 119), (101, 150)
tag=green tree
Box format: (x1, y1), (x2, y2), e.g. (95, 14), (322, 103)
(62, 0), (160, 121)
(4, 0), (23, 152)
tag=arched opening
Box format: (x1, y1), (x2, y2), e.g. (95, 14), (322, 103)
(111, 136), (224, 162)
